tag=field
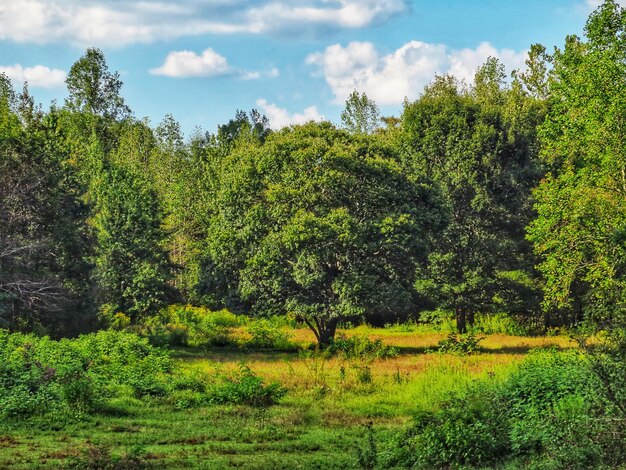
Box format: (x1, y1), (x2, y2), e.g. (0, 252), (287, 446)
(0, 327), (573, 469)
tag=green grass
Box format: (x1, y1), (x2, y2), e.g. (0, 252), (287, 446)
(0, 327), (574, 469)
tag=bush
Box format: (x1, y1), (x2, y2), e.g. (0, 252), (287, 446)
(418, 309), (456, 332)
(473, 312), (535, 336)
(436, 333), (483, 355)
(397, 387), (509, 468)
(0, 329), (175, 419)
(208, 365), (286, 406)
(386, 350), (626, 469)
(327, 334), (398, 360)
(139, 304), (244, 348)
(242, 319), (297, 351)
(0, 329), (287, 421)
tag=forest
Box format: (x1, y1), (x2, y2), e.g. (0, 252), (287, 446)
(1, 1), (626, 468)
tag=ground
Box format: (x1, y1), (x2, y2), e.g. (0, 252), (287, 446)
(0, 327), (572, 469)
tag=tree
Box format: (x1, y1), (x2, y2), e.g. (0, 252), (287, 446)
(65, 48), (131, 120)
(217, 108), (270, 148)
(341, 90), (380, 135)
(205, 122), (443, 345)
(528, 0), (626, 331)
(0, 75), (93, 335)
(403, 64), (544, 333)
(92, 155), (172, 319)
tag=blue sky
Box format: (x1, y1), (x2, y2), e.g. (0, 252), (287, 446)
(0, 0), (609, 135)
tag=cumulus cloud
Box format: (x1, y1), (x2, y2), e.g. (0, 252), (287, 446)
(256, 98), (325, 129)
(306, 41), (527, 105)
(150, 48), (231, 77)
(151, 48), (279, 80)
(0, 64), (66, 88)
(0, 0), (407, 46)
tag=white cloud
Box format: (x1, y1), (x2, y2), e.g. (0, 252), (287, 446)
(150, 48), (230, 77)
(306, 41), (527, 105)
(241, 68), (280, 80)
(151, 48), (279, 80)
(0, 0), (407, 46)
(256, 98), (325, 129)
(0, 64), (66, 88)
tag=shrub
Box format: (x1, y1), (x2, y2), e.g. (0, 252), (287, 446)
(436, 333), (483, 355)
(74, 330), (172, 397)
(0, 330), (96, 418)
(327, 334), (398, 360)
(139, 304), (244, 348)
(386, 350), (626, 469)
(0, 329), (287, 421)
(242, 319), (297, 351)
(208, 365), (286, 406)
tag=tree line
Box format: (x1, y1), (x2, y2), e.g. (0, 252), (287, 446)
(2, 0), (625, 346)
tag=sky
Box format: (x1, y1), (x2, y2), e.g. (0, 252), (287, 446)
(0, 0), (614, 136)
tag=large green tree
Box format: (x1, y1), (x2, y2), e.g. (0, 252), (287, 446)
(65, 48), (131, 120)
(528, 0), (626, 330)
(0, 75), (93, 335)
(403, 62), (544, 332)
(205, 122), (443, 345)
(91, 156), (172, 319)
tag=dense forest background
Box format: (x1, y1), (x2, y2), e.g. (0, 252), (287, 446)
(1, 0), (625, 350)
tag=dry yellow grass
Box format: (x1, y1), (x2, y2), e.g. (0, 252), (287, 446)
(177, 326), (576, 418)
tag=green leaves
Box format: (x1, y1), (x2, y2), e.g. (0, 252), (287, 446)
(205, 122), (442, 343)
(402, 62), (543, 330)
(528, 0), (626, 328)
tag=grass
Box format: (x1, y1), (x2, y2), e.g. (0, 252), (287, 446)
(0, 326), (575, 469)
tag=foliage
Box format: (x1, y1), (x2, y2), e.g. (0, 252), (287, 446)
(65, 47), (131, 120)
(528, 0), (626, 332)
(92, 161), (172, 319)
(340, 90), (380, 135)
(387, 350), (626, 469)
(139, 304), (244, 348)
(404, 63), (545, 333)
(217, 108), (271, 148)
(206, 122), (444, 345)
(436, 333), (484, 355)
(0, 76), (94, 336)
(208, 365), (286, 406)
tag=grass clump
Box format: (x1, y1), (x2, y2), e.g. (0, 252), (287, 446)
(327, 334), (398, 360)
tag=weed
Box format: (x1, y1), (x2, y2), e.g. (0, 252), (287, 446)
(356, 422), (378, 470)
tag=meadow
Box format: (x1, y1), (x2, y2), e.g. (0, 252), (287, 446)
(0, 322), (575, 469)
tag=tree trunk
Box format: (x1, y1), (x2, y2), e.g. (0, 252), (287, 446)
(456, 306), (467, 334)
(318, 318), (338, 347)
(467, 310), (475, 328)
